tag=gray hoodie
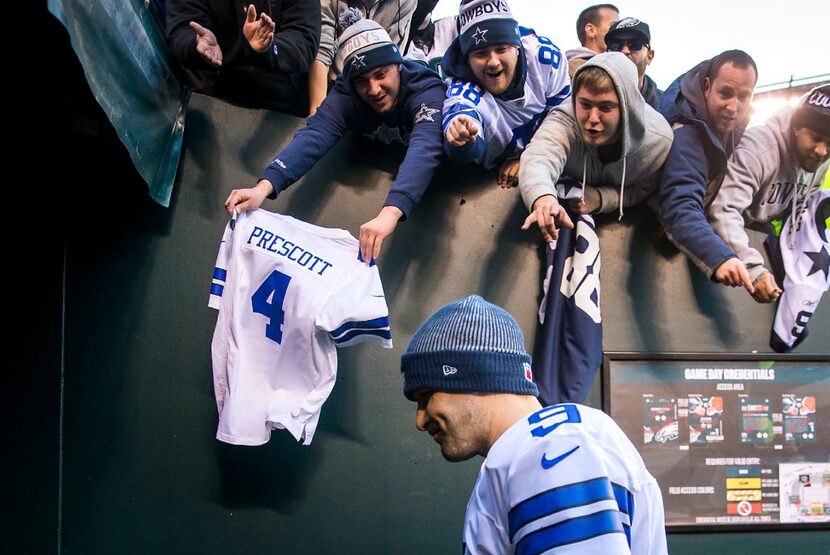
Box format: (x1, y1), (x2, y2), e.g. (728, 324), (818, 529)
(709, 107), (829, 282)
(518, 52), (673, 217)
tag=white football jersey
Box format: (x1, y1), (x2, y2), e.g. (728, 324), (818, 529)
(773, 188), (830, 351)
(208, 210), (393, 446)
(464, 404), (667, 554)
(442, 32), (572, 169)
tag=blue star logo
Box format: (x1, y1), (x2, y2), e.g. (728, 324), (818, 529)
(471, 26), (488, 45)
(350, 54), (366, 71)
(414, 104), (440, 123)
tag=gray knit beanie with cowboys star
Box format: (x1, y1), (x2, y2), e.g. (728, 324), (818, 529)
(792, 84), (830, 138)
(336, 8), (404, 81)
(457, 0), (521, 56)
(401, 295), (539, 400)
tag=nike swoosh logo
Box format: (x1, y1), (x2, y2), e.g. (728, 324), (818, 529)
(540, 445), (580, 470)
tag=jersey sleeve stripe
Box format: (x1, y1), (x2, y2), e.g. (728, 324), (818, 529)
(441, 105), (482, 130)
(333, 328), (393, 345)
(330, 316), (391, 338)
(545, 84), (571, 107)
(611, 483), (634, 517)
(514, 509), (625, 555)
(612, 483), (634, 547)
(210, 283), (225, 297)
(213, 267), (227, 281)
(508, 476), (615, 541)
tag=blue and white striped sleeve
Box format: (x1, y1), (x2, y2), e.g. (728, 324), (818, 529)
(537, 36), (571, 109)
(503, 438), (634, 554)
(442, 78), (487, 165)
(208, 216), (236, 310)
(508, 478), (634, 554)
(317, 262), (393, 349)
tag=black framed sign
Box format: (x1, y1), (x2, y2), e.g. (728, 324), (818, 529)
(602, 353), (830, 531)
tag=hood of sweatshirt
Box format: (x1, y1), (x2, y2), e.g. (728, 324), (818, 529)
(572, 52), (647, 160)
(658, 59), (749, 165)
(565, 46), (598, 61)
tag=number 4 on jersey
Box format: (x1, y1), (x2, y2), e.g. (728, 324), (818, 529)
(251, 270), (292, 344)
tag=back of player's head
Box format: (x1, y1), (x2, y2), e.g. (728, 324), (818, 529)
(707, 49), (758, 84)
(573, 65), (615, 96)
(400, 295), (538, 400)
(457, 0), (521, 56)
(576, 4), (619, 45)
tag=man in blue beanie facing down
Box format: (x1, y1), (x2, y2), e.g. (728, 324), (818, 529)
(401, 295), (667, 554)
(225, 9), (445, 265)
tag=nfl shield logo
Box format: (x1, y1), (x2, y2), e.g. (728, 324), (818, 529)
(523, 362), (533, 382)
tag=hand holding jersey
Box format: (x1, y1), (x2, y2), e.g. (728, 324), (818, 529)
(521, 194), (574, 242)
(400, 296), (668, 554)
(358, 205), (404, 263)
(225, 179), (273, 215)
(752, 271), (782, 304)
(226, 180), (403, 265)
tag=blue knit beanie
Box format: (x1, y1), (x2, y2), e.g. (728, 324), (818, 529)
(336, 8), (404, 81)
(457, 0), (520, 56)
(401, 295), (538, 400)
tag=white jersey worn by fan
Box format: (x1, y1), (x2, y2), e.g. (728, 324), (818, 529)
(442, 30), (571, 169)
(208, 210), (392, 446)
(464, 404), (667, 554)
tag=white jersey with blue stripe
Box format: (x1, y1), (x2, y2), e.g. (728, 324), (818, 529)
(464, 404), (667, 554)
(442, 32), (571, 169)
(208, 209), (392, 446)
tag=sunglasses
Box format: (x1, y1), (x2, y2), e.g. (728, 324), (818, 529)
(608, 38), (648, 52)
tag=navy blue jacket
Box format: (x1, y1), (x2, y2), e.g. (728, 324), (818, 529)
(261, 60), (446, 217)
(657, 60), (749, 277)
